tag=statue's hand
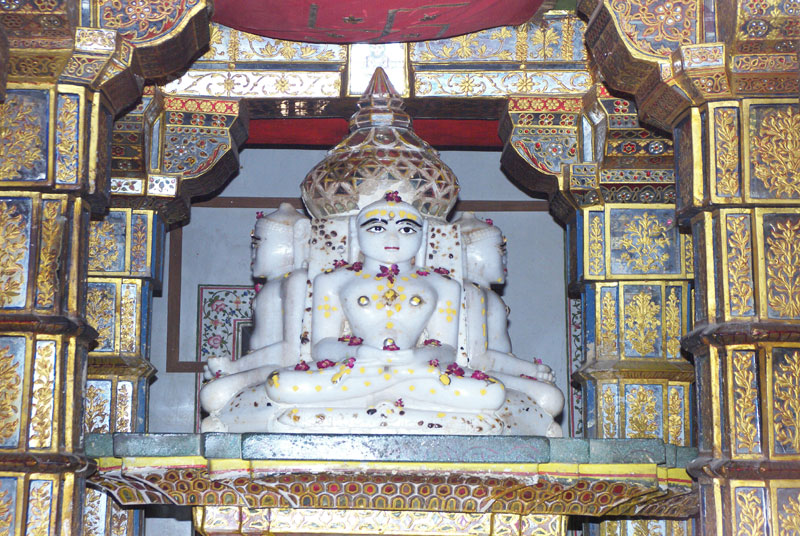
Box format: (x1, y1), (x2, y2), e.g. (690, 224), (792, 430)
(203, 357), (236, 380)
(356, 345), (415, 365)
(530, 362), (555, 384)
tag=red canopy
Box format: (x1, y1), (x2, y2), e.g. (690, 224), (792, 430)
(212, 0), (543, 43)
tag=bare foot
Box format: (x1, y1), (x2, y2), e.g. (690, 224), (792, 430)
(203, 357), (236, 380)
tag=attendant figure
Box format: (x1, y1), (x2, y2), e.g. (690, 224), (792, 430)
(200, 203), (310, 413)
(456, 212), (564, 418)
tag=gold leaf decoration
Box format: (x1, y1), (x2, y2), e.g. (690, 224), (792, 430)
(27, 482), (50, 536)
(664, 288), (681, 357)
(130, 215), (148, 272)
(83, 384), (110, 434)
(766, 218), (800, 318)
(599, 291), (618, 358)
(684, 237), (694, 274)
(736, 489), (765, 536)
(715, 108), (740, 196)
(88, 221), (120, 272)
(35, 202), (64, 309)
(601, 386), (616, 438)
(530, 26), (559, 60)
(0, 344), (21, 443)
(28, 343), (54, 448)
(55, 97), (78, 184)
(626, 386), (659, 438)
(119, 285), (136, 353)
(625, 291), (660, 356)
(0, 202), (28, 308)
(611, 0), (696, 57)
(0, 97), (44, 179)
(667, 387), (683, 445)
(86, 286), (115, 350)
(111, 502), (129, 536)
(82, 488), (104, 536)
(631, 519), (662, 536)
(733, 351), (760, 454)
(752, 107), (800, 197)
(779, 490), (800, 536)
(727, 215), (755, 317)
(0, 488), (14, 536)
(588, 215), (604, 276)
(774, 351), (800, 453)
(115, 382), (132, 433)
(619, 212), (671, 273)
(672, 520), (685, 536)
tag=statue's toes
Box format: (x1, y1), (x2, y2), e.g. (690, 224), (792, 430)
(545, 420), (563, 438)
(201, 415), (228, 433)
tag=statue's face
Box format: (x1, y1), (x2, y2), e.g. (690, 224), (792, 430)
(251, 222), (293, 279)
(357, 203), (423, 264)
(467, 233), (507, 286)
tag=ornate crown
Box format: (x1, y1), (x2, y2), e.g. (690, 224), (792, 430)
(300, 68), (459, 221)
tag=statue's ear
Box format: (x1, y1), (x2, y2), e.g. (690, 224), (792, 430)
(414, 218), (429, 268)
(348, 216), (360, 263)
(292, 218), (311, 269)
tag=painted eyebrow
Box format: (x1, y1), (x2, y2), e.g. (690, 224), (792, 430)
(396, 218), (422, 228)
(360, 218), (388, 227)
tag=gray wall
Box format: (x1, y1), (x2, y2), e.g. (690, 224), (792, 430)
(145, 147), (568, 533)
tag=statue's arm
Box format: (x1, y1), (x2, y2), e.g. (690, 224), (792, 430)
(486, 290), (512, 353)
(426, 276), (462, 349)
(310, 272), (350, 362)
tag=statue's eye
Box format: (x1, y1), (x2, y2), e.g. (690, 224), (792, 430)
(398, 225), (417, 235)
(367, 225), (385, 233)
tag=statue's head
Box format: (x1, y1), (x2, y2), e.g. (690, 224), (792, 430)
(457, 213), (507, 286)
(355, 192), (424, 265)
(252, 203), (310, 279)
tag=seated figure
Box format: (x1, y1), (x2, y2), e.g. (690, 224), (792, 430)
(456, 213), (564, 419)
(201, 194), (561, 436)
(199, 203), (310, 416)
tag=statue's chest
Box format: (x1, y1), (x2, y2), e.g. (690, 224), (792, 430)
(341, 276), (438, 331)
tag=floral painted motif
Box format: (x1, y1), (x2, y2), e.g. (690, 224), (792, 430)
(88, 221), (121, 272)
(619, 212), (671, 273)
(0, 342), (22, 446)
(752, 107), (800, 198)
(625, 291), (660, 356)
(99, 0), (200, 41)
(198, 286), (255, 361)
(0, 201), (29, 308)
(626, 386), (660, 438)
(766, 218), (800, 318)
(0, 95), (46, 180)
(610, 0), (697, 57)
(774, 350), (800, 453)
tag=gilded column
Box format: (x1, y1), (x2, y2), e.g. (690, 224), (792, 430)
(0, 81), (126, 536)
(0, 0), (211, 529)
(501, 88), (696, 536)
(582, 0), (800, 533)
(81, 207), (162, 536)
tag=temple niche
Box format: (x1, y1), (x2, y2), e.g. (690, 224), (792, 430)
(197, 69), (565, 436)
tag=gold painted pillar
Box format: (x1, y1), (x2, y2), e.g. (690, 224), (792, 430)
(81, 207), (163, 536)
(0, 0), (211, 528)
(501, 89), (696, 536)
(581, 0), (800, 533)
(0, 64), (129, 536)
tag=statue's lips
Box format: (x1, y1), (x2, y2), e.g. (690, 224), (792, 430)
(384, 246), (399, 250)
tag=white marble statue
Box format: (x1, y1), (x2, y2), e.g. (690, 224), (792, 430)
(200, 193), (561, 436)
(455, 212), (564, 419)
(199, 203), (310, 414)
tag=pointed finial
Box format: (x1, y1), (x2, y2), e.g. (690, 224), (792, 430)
(359, 67), (401, 102)
(350, 67), (410, 130)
